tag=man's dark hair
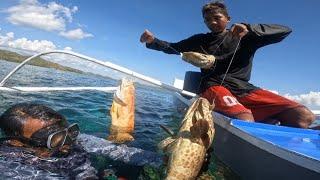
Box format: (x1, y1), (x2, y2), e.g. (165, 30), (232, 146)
(202, 1), (229, 18)
(0, 103), (66, 137)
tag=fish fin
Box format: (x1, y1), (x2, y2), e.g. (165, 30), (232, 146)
(158, 137), (176, 153)
(159, 125), (175, 137)
(163, 139), (178, 153)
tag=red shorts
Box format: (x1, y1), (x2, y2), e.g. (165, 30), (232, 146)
(201, 86), (302, 121)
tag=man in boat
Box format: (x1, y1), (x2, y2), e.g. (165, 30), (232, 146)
(140, 1), (315, 128)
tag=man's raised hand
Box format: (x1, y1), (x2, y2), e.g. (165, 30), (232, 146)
(140, 29), (155, 44)
(230, 23), (248, 38)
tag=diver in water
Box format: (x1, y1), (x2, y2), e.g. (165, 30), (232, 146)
(0, 103), (98, 179)
(0, 103), (162, 179)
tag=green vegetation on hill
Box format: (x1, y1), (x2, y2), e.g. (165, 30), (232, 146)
(0, 49), (83, 74)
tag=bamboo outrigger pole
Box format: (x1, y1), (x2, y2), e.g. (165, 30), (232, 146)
(0, 50), (196, 97)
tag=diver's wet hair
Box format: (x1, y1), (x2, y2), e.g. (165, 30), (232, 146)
(0, 103), (66, 137)
(202, 1), (229, 18)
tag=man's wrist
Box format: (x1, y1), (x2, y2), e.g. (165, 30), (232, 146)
(146, 38), (159, 48)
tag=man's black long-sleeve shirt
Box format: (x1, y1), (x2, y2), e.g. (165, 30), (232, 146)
(146, 24), (292, 96)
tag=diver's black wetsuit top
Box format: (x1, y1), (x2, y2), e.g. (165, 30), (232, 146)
(0, 134), (163, 179)
(146, 24), (291, 96)
(0, 143), (98, 179)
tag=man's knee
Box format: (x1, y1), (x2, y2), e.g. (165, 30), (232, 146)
(233, 112), (254, 122)
(297, 107), (316, 128)
(283, 107), (315, 128)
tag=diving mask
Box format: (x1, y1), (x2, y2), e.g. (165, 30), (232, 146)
(30, 123), (80, 149)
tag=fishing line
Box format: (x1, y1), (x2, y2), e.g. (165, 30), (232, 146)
(163, 32), (242, 106)
(165, 31), (229, 57)
(166, 28), (242, 105)
(165, 44), (182, 56)
(195, 36), (242, 144)
(212, 37), (242, 104)
(196, 32), (229, 93)
(163, 32), (229, 98)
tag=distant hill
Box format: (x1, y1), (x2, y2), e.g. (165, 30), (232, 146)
(0, 49), (83, 74)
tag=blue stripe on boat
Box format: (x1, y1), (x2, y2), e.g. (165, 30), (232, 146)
(230, 119), (320, 161)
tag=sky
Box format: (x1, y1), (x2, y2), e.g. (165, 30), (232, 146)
(0, 0), (320, 109)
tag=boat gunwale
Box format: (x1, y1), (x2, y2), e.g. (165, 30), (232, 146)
(213, 113), (320, 173)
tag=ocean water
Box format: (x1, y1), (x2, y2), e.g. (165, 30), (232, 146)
(1, 60), (319, 179)
(1, 60), (237, 179)
(0, 60), (183, 150)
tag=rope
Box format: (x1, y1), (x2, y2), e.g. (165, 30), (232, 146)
(212, 37), (242, 103)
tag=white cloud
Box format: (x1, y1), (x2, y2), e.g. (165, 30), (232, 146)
(6, 0), (77, 32)
(0, 32), (15, 45)
(7, 38), (57, 52)
(284, 92), (320, 110)
(268, 90), (279, 94)
(0, 30), (74, 53)
(4, 0), (92, 40)
(59, 28), (93, 40)
(253, 89), (320, 110)
(63, 46), (72, 51)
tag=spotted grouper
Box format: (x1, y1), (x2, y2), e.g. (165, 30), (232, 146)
(158, 97), (215, 179)
(108, 78), (135, 143)
(181, 52), (215, 69)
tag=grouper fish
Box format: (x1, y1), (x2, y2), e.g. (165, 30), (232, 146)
(108, 78), (135, 143)
(181, 52), (215, 69)
(158, 97), (215, 179)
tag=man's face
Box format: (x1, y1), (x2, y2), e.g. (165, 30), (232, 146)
(203, 12), (230, 33)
